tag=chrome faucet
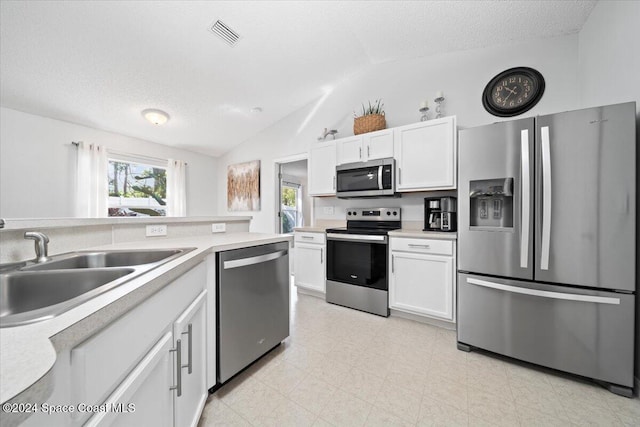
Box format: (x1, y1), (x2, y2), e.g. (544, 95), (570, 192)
(24, 231), (51, 263)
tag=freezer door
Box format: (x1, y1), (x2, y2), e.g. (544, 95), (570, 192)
(458, 273), (635, 388)
(535, 102), (636, 291)
(458, 118), (534, 279)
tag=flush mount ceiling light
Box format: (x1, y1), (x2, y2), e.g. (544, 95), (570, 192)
(250, 107), (263, 113)
(141, 109), (170, 125)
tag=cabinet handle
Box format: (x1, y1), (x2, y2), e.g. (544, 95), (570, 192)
(181, 323), (193, 374)
(333, 176), (336, 190)
(398, 168), (402, 185)
(367, 145), (370, 157)
(170, 339), (182, 397)
(359, 147), (362, 159)
(301, 235), (314, 239)
(391, 255), (394, 274)
(320, 248), (323, 264)
(408, 244), (430, 249)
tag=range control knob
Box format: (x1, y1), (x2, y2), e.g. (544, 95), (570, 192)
(387, 211), (391, 216)
(393, 211), (398, 216)
(347, 211), (352, 216)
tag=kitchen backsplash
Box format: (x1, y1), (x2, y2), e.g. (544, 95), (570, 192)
(0, 219), (250, 263)
(312, 190), (457, 224)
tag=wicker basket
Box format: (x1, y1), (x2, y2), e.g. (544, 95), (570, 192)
(353, 113), (386, 135)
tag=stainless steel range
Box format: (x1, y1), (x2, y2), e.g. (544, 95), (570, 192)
(325, 208), (401, 317)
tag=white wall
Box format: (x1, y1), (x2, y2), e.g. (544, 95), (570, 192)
(578, 1), (640, 112)
(0, 107), (219, 218)
(217, 34), (580, 232)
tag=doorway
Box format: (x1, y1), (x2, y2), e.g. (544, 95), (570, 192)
(274, 154), (310, 280)
(275, 156), (309, 234)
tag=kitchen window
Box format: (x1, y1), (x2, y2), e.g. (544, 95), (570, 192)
(108, 155), (167, 217)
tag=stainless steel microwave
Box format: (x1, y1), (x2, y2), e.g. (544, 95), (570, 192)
(336, 158), (396, 198)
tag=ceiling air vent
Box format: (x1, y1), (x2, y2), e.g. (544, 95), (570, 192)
(209, 19), (241, 47)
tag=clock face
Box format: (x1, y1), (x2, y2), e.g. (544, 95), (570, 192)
(482, 67), (545, 117)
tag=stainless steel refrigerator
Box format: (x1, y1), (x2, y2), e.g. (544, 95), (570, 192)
(457, 102), (636, 396)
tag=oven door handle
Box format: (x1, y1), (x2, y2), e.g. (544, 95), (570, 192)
(326, 233), (387, 243)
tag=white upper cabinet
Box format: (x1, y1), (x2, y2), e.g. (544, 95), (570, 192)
(308, 140), (337, 196)
(394, 116), (456, 192)
(364, 128), (394, 161)
(336, 129), (394, 165)
(336, 136), (363, 165)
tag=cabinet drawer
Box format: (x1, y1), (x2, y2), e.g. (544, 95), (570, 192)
(295, 232), (326, 245)
(391, 238), (453, 255)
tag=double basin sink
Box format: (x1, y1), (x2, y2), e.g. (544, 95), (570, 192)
(0, 248), (193, 328)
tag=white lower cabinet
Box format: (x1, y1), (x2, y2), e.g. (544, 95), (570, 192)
(173, 291), (208, 427)
(19, 262), (210, 427)
(389, 237), (456, 322)
(84, 288), (208, 427)
(85, 332), (175, 427)
(294, 232), (325, 294)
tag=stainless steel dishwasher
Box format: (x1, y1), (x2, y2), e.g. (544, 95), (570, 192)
(216, 241), (289, 385)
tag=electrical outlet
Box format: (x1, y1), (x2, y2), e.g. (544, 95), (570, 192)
(146, 224), (167, 237)
(212, 223), (226, 233)
(323, 206), (335, 215)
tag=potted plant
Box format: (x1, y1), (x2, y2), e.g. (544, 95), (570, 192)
(353, 99), (386, 135)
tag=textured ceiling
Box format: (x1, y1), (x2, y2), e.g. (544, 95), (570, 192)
(0, 1), (597, 157)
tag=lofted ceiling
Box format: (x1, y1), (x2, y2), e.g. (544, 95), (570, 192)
(0, 1), (597, 157)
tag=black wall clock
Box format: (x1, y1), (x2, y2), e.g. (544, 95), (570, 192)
(482, 67), (545, 117)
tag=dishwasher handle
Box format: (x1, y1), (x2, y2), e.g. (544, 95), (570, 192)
(223, 249), (288, 270)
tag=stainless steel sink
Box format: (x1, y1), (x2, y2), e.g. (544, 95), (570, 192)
(0, 268), (135, 324)
(22, 249), (184, 271)
(0, 248), (193, 327)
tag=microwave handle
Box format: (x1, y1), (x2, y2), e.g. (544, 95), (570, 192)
(378, 166), (383, 190)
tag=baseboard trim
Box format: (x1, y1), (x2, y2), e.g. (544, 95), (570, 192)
(295, 286), (325, 299)
(390, 309), (456, 330)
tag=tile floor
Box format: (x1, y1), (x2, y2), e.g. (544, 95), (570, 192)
(198, 287), (639, 426)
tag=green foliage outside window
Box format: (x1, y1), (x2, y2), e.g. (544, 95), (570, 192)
(282, 187), (296, 207)
(109, 161), (167, 205)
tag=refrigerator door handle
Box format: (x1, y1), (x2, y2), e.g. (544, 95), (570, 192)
(520, 129), (530, 269)
(540, 126), (552, 270)
(466, 278), (620, 305)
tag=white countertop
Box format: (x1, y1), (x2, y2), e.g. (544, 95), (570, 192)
(388, 229), (457, 240)
(0, 215), (251, 231)
(293, 226), (329, 233)
(0, 232), (291, 404)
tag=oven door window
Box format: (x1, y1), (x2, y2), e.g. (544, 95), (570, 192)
(327, 239), (387, 290)
(336, 167), (380, 193)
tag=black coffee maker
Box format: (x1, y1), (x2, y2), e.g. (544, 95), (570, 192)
(424, 197), (457, 232)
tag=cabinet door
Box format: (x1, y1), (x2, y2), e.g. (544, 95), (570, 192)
(390, 252), (454, 320)
(294, 242), (325, 293)
(394, 117), (456, 191)
(336, 136), (363, 165)
(173, 291), (208, 427)
(364, 128), (394, 161)
(84, 332), (174, 427)
(309, 141), (337, 195)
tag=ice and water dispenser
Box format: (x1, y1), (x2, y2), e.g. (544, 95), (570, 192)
(469, 178), (514, 229)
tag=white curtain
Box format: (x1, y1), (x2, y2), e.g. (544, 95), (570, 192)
(75, 141), (108, 217)
(167, 159), (186, 216)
